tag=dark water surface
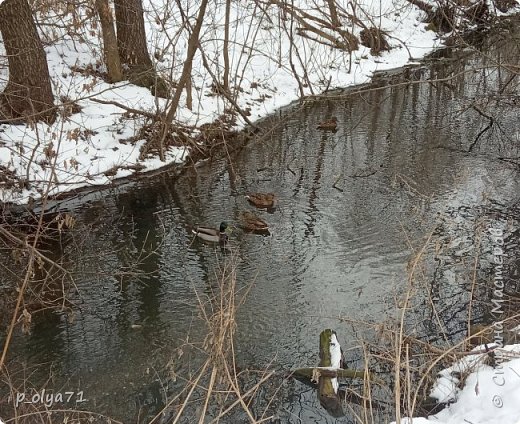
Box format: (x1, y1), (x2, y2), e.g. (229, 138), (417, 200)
(2, 19), (520, 423)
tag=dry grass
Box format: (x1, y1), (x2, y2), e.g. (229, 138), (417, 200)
(332, 201), (520, 424)
(148, 249), (276, 424)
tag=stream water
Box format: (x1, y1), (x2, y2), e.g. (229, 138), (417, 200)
(2, 19), (520, 424)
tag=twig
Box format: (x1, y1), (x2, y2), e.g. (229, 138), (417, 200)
(348, 170), (377, 178)
(332, 173), (344, 191)
(468, 104), (494, 152)
(90, 98), (159, 119)
(498, 157), (520, 167)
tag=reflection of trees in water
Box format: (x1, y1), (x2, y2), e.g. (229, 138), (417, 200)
(114, 189), (162, 324)
(406, 202), (520, 345)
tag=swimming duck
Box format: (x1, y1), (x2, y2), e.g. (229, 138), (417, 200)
(245, 192), (277, 209)
(192, 221), (229, 244)
(240, 211), (269, 233)
(317, 117), (338, 131)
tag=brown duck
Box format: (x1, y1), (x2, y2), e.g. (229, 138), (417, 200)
(245, 192), (277, 209)
(317, 116), (338, 131)
(240, 211), (270, 233)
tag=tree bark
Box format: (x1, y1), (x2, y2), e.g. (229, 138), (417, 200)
(95, 0), (123, 82)
(0, 0), (55, 123)
(222, 0), (231, 91)
(326, 0), (341, 27)
(113, 0), (153, 68)
(157, 0), (209, 160)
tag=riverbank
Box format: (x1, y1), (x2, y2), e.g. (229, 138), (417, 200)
(395, 343), (520, 424)
(1, 1), (516, 207)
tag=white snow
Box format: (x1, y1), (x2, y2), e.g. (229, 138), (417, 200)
(329, 332), (343, 393)
(0, 0), (442, 204)
(330, 333), (343, 367)
(392, 344), (520, 424)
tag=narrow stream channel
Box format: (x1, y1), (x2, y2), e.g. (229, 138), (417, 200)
(2, 18), (520, 424)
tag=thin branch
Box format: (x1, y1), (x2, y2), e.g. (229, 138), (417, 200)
(90, 98), (159, 119)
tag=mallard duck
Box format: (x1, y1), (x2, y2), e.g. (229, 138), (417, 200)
(317, 116), (338, 131)
(192, 222), (229, 244)
(240, 211), (269, 233)
(245, 192), (277, 209)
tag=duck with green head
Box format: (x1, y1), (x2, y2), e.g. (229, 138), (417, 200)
(192, 222), (229, 245)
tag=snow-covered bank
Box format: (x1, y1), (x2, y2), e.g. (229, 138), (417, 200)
(393, 344), (520, 424)
(0, 0), (440, 205)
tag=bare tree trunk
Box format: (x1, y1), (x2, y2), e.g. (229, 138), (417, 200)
(113, 0), (168, 96)
(157, 0), (209, 159)
(114, 0), (153, 67)
(326, 0), (340, 27)
(166, 0), (208, 117)
(222, 0), (231, 91)
(0, 0), (55, 123)
(95, 0), (123, 82)
(185, 65), (193, 110)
